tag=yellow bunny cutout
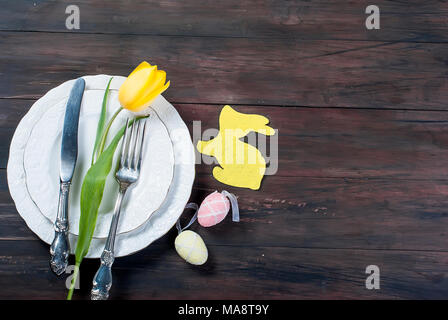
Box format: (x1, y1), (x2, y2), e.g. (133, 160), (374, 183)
(197, 105), (275, 190)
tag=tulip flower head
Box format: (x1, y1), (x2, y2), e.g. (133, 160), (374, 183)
(119, 61), (170, 114)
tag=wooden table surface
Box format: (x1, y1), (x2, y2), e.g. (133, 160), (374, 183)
(1, 0), (448, 299)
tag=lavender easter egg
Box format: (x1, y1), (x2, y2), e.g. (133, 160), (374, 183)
(197, 191), (230, 227)
(175, 230), (208, 265)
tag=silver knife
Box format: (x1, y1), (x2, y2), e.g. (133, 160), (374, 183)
(50, 78), (85, 275)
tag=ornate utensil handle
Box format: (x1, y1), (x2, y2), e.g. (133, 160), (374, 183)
(50, 181), (71, 275)
(91, 188), (126, 300)
(90, 249), (114, 300)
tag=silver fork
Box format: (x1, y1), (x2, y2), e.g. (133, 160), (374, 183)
(91, 118), (147, 300)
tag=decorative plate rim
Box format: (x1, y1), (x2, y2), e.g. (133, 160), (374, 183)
(7, 75), (195, 258)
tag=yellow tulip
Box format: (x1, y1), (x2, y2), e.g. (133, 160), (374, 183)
(119, 61), (170, 112)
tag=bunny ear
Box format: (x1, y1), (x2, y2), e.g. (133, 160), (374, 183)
(176, 203), (199, 234)
(222, 191), (239, 222)
(262, 125), (276, 136)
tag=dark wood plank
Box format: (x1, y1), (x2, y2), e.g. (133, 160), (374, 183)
(2, 169), (448, 252)
(2, 1), (448, 42)
(0, 99), (31, 168)
(1, 32), (448, 110)
(0, 240), (446, 299)
(4, 99), (448, 181)
(0, 99), (30, 128)
(178, 104), (448, 179)
(0, 0), (446, 302)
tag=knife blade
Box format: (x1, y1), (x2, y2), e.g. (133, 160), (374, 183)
(60, 78), (85, 182)
(50, 77), (85, 275)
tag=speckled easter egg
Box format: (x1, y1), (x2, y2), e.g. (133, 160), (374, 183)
(175, 230), (208, 265)
(197, 191), (230, 227)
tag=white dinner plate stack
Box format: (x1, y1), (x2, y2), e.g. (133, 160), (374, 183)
(7, 75), (195, 258)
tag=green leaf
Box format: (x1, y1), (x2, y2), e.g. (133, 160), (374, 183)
(67, 117), (147, 299)
(67, 121), (127, 300)
(91, 77), (113, 165)
(76, 122), (127, 262)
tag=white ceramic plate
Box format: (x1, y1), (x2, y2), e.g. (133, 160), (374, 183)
(24, 87), (174, 238)
(7, 75), (196, 258)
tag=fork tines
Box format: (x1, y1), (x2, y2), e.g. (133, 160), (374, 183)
(120, 118), (147, 171)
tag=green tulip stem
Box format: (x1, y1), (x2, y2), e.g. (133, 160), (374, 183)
(97, 107), (123, 158)
(66, 262), (80, 300)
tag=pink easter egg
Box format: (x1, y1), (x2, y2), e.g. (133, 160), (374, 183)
(198, 191), (230, 227)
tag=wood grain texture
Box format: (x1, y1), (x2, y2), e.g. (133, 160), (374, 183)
(3, 99), (448, 180)
(1, 0), (448, 300)
(0, 240), (446, 300)
(1, 0), (448, 42)
(1, 32), (448, 110)
(178, 103), (448, 179)
(2, 169), (448, 252)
